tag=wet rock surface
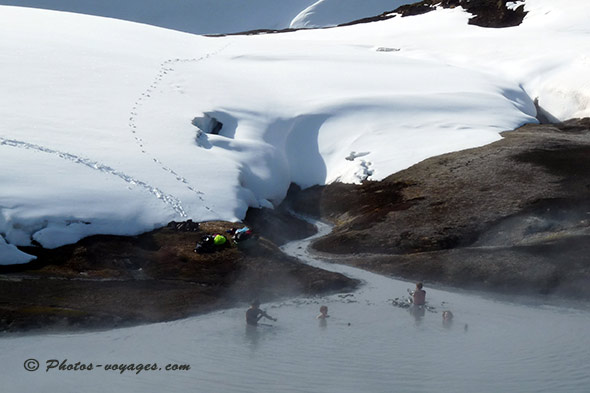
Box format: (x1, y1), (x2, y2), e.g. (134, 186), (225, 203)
(284, 119), (590, 299)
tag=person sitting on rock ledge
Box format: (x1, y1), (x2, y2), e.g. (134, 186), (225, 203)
(246, 300), (277, 326)
(412, 282), (426, 306)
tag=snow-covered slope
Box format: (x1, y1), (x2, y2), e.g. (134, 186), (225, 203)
(1, 0), (589, 264)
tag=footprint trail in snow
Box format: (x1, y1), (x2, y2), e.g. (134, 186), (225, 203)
(127, 44), (232, 215)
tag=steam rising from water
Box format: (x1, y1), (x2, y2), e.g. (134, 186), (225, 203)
(1, 219), (590, 393)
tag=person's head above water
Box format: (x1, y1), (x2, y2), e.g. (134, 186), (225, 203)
(416, 282), (423, 290)
(442, 311), (453, 320)
(251, 300), (260, 308)
(317, 305), (329, 319)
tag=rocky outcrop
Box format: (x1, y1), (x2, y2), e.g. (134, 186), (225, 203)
(462, 0), (527, 28)
(395, 0), (527, 28)
(284, 119), (590, 299)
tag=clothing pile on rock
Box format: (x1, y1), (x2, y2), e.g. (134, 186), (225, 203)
(193, 233), (228, 254)
(167, 219), (200, 232)
(231, 227), (253, 242)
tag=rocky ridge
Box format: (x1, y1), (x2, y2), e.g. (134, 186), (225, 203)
(282, 119), (590, 299)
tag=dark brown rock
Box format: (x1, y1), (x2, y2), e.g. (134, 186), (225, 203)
(285, 119), (590, 299)
(393, 0), (527, 28)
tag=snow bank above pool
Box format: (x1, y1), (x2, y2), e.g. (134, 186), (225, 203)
(0, 0), (589, 263)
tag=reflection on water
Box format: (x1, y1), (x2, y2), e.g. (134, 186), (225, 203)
(1, 219), (590, 393)
(410, 305), (426, 325)
(245, 324), (260, 349)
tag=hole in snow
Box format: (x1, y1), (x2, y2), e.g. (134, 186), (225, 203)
(192, 114), (223, 135)
(191, 111), (238, 139)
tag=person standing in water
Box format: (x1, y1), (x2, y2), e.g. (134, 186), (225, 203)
(412, 282), (426, 306)
(317, 305), (329, 328)
(246, 300), (277, 326)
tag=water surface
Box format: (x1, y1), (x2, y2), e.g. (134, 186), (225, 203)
(2, 220), (589, 393)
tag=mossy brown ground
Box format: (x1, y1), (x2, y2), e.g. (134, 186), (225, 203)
(0, 221), (357, 332)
